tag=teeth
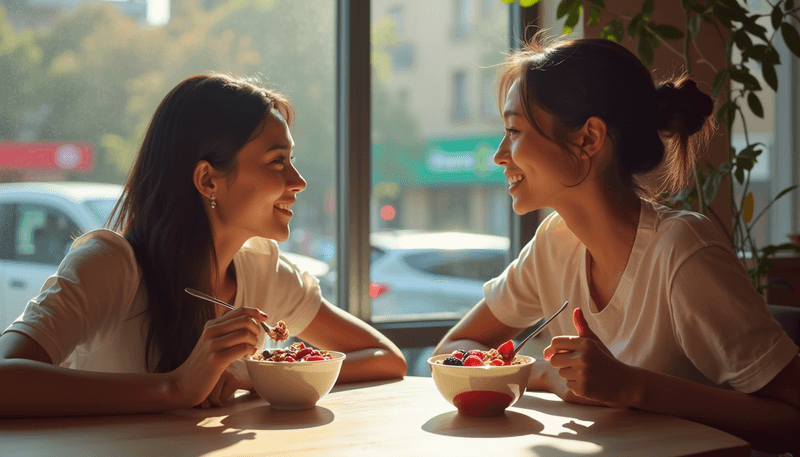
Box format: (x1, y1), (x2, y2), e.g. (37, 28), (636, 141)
(507, 175), (524, 185)
(275, 203), (291, 210)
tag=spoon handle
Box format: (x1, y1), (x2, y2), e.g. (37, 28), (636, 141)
(184, 287), (273, 334)
(511, 300), (569, 358)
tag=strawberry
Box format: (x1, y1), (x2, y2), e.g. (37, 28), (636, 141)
(497, 340), (514, 360)
(451, 351), (464, 360)
(489, 359), (505, 366)
(306, 356), (325, 361)
(295, 347), (314, 360)
(463, 355), (484, 366)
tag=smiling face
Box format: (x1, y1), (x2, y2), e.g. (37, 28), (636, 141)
(214, 109), (306, 242)
(494, 80), (585, 215)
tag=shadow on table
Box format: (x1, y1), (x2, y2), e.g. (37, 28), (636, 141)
(221, 404), (334, 430)
(421, 410), (544, 438)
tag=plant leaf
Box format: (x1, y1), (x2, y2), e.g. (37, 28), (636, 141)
(743, 192), (754, 224)
(563, 1), (581, 34)
(519, 0), (540, 5)
(642, 0), (654, 18)
(747, 92), (764, 118)
(762, 62), (778, 91)
(653, 24), (684, 40)
(735, 167), (745, 185)
(711, 69), (728, 98)
(771, 5), (783, 31)
(637, 35), (655, 67)
(780, 23), (800, 59)
(688, 15), (702, 40)
(773, 184), (799, 202)
(556, 0), (575, 19)
(730, 66), (761, 91)
(628, 13), (643, 36)
(589, 6), (601, 25)
(786, 0), (796, 12)
(702, 169), (722, 205)
(602, 19), (625, 43)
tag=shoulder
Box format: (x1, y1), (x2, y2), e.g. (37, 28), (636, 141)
(646, 202), (731, 254)
(67, 229), (138, 273)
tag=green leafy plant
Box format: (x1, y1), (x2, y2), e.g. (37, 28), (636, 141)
(501, 0), (800, 293)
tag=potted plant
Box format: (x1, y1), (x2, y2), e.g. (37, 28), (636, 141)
(503, 0), (800, 294)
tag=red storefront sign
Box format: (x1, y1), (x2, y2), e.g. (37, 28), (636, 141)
(0, 142), (93, 171)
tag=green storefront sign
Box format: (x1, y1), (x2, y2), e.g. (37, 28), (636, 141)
(373, 135), (505, 187)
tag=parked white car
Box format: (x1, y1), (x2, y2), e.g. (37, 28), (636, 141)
(321, 230), (510, 321)
(0, 182), (124, 330)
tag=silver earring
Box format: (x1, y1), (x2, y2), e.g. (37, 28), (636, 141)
(210, 193), (216, 209)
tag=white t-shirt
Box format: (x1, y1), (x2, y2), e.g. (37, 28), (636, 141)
(2, 229), (323, 373)
(484, 200), (798, 393)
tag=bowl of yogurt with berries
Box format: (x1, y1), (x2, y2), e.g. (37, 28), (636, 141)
(245, 342), (346, 410)
(427, 340), (534, 416)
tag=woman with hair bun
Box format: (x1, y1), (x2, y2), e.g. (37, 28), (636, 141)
(435, 36), (799, 454)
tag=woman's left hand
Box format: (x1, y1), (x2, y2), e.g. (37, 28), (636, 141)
(198, 359), (253, 408)
(543, 308), (633, 408)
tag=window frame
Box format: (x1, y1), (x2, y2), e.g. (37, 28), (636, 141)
(336, 0), (541, 348)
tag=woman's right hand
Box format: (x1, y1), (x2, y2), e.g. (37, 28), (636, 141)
(530, 358), (607, 406)
(170, 307), (268, 408)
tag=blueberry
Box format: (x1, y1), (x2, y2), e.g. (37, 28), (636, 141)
(442, 356), (463, 366)
(261, 350), (271, 359)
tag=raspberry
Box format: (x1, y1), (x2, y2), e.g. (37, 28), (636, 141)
(442, 356), (463, 366)
(451, 351), (464, 360)
(468, 350), (484, 358)
(463, 355), (483, 366)
(497, 340), (514, 360)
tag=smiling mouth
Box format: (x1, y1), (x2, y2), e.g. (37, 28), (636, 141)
(274, 204), (293, 216)
(507, 175), (525, 187)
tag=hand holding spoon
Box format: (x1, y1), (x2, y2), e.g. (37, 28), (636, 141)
(184, 287), (288, 341)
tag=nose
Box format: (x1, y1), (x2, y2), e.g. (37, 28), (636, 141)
(493, 136), (511, 166)
(287, 162), (307, 193)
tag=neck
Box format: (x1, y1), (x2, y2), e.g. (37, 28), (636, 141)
(553, 182), (641, 271)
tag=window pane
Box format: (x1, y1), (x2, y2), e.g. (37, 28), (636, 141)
(1, 1), (337, 299)
(369, 0), (511, 323)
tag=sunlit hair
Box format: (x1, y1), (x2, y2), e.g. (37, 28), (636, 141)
(497, 32), (714, 200)
(111, 73), (294, 373)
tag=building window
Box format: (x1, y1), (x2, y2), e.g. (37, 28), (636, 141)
(451, 70), (470, 121)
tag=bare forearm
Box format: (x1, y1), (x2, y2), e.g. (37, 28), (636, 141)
(0, 359), (186, 417)
(629, 367), (800, 453)
(336, 348), (406, 383)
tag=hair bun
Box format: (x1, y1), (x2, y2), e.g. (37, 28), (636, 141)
(655, 78), (713, 136)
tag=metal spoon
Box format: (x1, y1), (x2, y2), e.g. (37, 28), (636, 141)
(184, 287), (273, 335)
(510, 300), (570, 359)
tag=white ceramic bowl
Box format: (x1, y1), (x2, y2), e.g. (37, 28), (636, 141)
(245, 351), (346, 410)
(427, 354), (535, 416)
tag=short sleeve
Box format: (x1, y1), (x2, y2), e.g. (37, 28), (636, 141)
(2, 230), (141, 366)
(236, 238), (323, 337)
(670, 246), (799, 393)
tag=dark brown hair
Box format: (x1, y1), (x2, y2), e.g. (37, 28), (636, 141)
(498, 34), (714, 199)
(111, 73), (294, 373)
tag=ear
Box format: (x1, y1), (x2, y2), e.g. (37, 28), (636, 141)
(193, 160), (218, 200)
(575, 116), (608, 157)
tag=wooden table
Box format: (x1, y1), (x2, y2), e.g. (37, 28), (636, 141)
(0, 376), (749, 456)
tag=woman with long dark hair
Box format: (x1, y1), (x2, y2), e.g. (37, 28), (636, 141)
(434, 36), (799, 454)
(0, 73), (406, 416)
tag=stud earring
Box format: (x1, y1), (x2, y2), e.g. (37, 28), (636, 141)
(210, 193), (216, 209)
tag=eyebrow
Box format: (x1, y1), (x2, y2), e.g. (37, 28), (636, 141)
(266, 142), (295, 152)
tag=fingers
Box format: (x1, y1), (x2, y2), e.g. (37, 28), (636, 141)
(573, 308), (599, 340)
(207, 374), (227, 407)
(543, 336), (582, 361)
